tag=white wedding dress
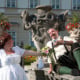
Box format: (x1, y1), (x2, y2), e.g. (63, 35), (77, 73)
(0, 46), (28, 80)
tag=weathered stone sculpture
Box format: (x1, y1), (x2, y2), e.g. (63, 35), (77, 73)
(21, 5), (68, 51)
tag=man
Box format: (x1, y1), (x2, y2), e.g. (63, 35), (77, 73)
(47, 28), (80, 76)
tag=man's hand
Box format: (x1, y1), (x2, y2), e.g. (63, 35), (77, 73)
(54, 39), (64, 46)
(48, 69), (53, 74)
(55, 40), (73, 46)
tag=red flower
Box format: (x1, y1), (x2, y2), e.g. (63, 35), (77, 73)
(29, 56), (32, 58)
(75, 23), (79, 28)
(71, 24), (74, 28)
(27, 57), (30, 60)
(66, 23), (80, 31)
(0, 22), (3, 25)
(24, 57), (26, 59)
(66, 23), (73, 31)
(0, 21), (11, 31)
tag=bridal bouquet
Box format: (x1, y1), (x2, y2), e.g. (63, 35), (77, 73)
(41, 46), (50, 56)
(41, 46), (56, 65)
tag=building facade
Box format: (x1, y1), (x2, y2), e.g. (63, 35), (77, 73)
(0, 0), (80, 47)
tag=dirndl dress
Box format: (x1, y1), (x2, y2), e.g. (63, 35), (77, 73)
(0, 46), (28, 80)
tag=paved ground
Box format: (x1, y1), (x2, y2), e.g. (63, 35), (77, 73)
(24, 62), (49, 72)
(24, 63), (50, 80)
(24, 65), (80, 80)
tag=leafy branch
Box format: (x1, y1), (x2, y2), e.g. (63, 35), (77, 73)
(70, 12), (80, 23)
(0, 13), (8, 22)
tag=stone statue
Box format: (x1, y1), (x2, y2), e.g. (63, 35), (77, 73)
(21, 5), (68, 51)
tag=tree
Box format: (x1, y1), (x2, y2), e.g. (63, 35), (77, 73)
(0, 13), (8, 22)
(71, 12), (80, 23)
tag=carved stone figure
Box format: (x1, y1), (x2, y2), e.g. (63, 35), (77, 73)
(21, 5), (68, 51)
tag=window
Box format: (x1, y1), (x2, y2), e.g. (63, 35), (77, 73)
(51, 0), (60, 9)
(72, 0), (80, 10)
(8, 31), (16, 46)
(6, 0), (16, 8)
(29, 31), (35, 47)
(30, 0), (39, 8)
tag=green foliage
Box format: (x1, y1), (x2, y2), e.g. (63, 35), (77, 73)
(31, 47), (37, 51)
(0, 13), (8, 22)
(24, 45), (31, 50)
(24, 44), (37, 51)
(23, 44), (37, 65)
(71, 12), (80, 23)
(24, 56), (37, 65)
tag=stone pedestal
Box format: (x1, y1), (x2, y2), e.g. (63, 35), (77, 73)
(27, 70), (80, 80)
(54, 74), (80, 80)
(25, 58), (80, 80)
(28, 70), (54, 80)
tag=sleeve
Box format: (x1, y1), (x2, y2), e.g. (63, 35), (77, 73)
(0, 59), (1, 67)
(12, 46), (25, 56)
(46, 41), (53, 63)
(64, 36), (77, 43)
(46, 41), (52, 48)
(48, 57), (52, 63)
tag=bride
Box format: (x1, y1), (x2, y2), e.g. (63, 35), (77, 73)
(0, 21), (41, 80)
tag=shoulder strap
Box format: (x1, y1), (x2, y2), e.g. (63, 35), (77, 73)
(62, 37), (70, 53)
(51, 42), (57, 62)
(64, 44), (69, 53)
